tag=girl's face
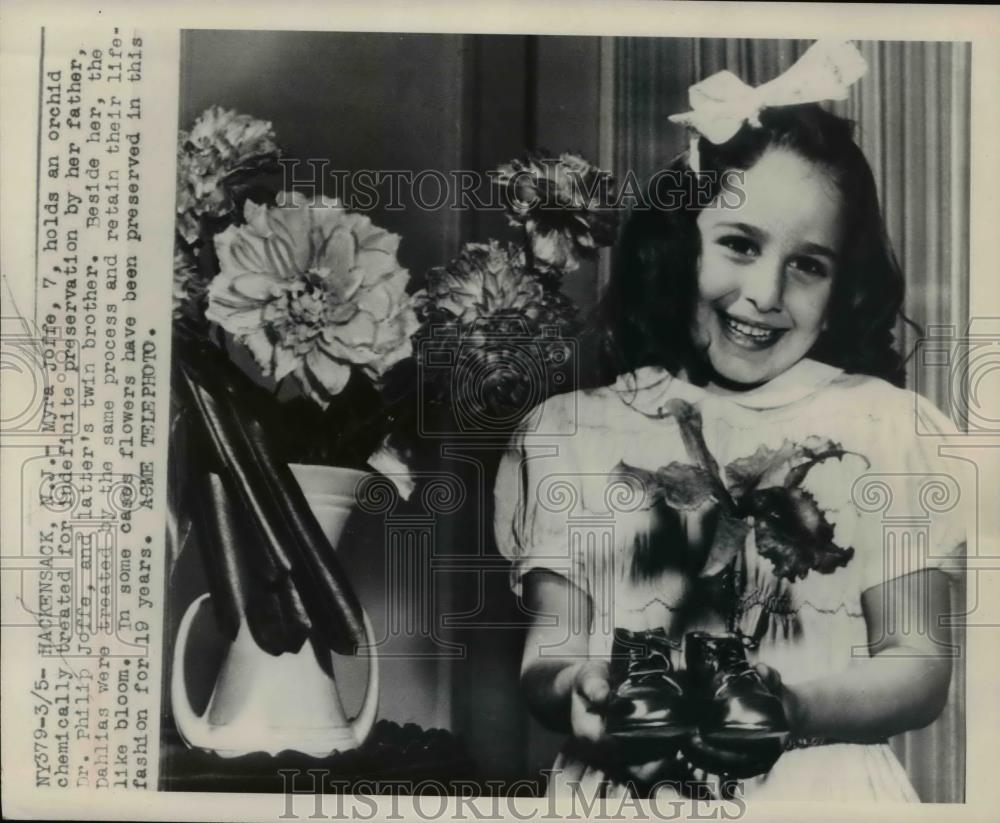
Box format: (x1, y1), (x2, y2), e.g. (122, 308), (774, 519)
(693, 148), (843, 387)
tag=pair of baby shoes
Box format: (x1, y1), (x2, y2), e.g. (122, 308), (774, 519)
(605, 628), (789, 778)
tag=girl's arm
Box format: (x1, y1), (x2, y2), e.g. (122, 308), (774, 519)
(519, 569), (678, 784)
(519, 569), (611, 740)
(762, 568), (954, 742)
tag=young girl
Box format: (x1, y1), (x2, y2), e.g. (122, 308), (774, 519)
(493, 45), (965, 802)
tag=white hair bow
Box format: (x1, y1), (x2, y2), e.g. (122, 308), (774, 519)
(669, 40), (868, 172)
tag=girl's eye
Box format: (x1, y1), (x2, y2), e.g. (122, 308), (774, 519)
(718, 235), (759, 257)
(788, 256), (829, 278)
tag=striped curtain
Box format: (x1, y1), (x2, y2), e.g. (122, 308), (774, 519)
(846, 41), (972, 413)
(611, 37), (970, 803)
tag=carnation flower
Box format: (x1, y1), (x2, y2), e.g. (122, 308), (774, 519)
(205, 192), (420, 407)
(494, 152), (618, 274)
(418, 241), (578, 428)
(176, 106), (282, 244)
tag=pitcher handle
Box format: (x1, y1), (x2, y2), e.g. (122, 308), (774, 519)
(170, 593), (213, 749)
(349, 607), (380, 745)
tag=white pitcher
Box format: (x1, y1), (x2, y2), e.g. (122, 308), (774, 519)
(170, 465), (379, 758)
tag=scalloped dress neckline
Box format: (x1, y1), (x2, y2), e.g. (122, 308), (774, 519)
(611, 358), (845, 415)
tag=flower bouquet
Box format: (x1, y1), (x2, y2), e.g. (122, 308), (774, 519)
(170, 107), (619, 553)
(173, 118), (618, 479)
(168, 106), (619, 757)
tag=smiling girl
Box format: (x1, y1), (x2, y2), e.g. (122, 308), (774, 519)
(693, 147), (840, 386)
(494, 43), (965, 802)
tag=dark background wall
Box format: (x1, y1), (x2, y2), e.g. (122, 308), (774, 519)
(179, 30), (606, 316)
(181, 31), (467, 291)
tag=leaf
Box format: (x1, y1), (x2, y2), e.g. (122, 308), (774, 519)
(245, 580), (312, 656)
(195, 473), (247, 643)
(745, 486), (854, 581)
(175, 344), (368, 656)
(699, 513), (750, 578)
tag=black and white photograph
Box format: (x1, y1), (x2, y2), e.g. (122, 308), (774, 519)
(160, 29), (971, 805)
(1, 3), (997, 821)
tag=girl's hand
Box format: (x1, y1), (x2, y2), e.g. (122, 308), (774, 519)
(570, 660), (612, 742)
(520, 572), (695, 782)
(754, 662), (801, 733)
(570, 660), (680, 784)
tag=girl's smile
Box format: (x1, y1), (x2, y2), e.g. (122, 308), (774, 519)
(693, 148), (843, 388)
(717, 311), (789, 348)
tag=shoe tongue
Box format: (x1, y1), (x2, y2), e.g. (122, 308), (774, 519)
(611, 632), (675, 683)
(697, 635), (751, 675)
(718, 640), (748, 665)
(630, 647), (670, 672)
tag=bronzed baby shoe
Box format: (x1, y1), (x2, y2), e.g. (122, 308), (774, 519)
(683, 730), (786, 780)
(605, 627), (695, 742)
(684, 631), (789, 746)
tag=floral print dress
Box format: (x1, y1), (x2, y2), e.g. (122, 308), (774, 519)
(493, 359), (967, 802)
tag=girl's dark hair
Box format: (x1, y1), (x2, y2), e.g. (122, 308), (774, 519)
(587, 103), (910, 389)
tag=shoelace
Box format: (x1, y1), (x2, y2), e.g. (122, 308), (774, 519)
(711, 638), (761, 697)
(621, 641), (683, 693)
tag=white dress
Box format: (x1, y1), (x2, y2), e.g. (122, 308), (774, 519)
(493, 359), (967, 802)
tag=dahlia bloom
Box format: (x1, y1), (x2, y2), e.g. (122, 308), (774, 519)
(493, 152), (618, 274)
(206, 192), (420, 407)
(418, 240), (578, 427)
